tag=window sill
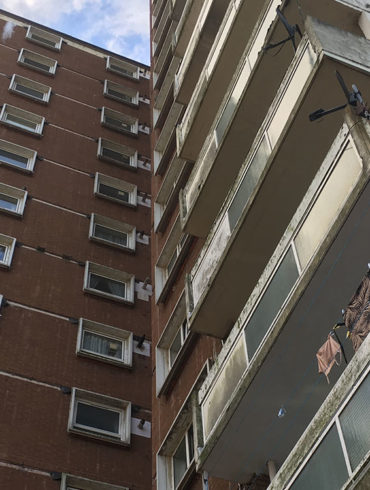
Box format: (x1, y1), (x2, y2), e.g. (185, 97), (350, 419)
(77, 349), (133, 368)
(83, 287), (134, 306)
(89, 236), (135, 254)
(68, 426), (130, 446)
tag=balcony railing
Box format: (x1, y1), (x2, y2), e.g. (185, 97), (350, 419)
(184, 18), (370, 339)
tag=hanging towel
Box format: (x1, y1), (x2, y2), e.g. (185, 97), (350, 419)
(316, 334), (341, 383)
(343, 271), (370, 352)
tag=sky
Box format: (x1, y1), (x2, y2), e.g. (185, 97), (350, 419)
(0, 0), (150, 64)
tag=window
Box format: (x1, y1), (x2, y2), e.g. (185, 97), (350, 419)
(106, 56), (139, 80)
(155, 217), (191, 303)
(68, 388), (131, 445)
(0, 233), (16, 268)
(156, 293), (192, 396)
(61, 473), (129, 490)
(77, 318), (133, 367)
(101, 107), (138, 136)
(9, 74), (51, 103)
(18, 48), (57, 75)
(0, 182), (27, 216)
(0, 139), (37, 173)
(89, 214), (136, 252)
(103, 80), (139, 106)
(0, 104), (45, 135)
(26, 25), (62, 51)
(173, 426), (195, 489)
(94, 173), (137, 207)
(98, 138), (137, 169)
(83, 261), (135, 304)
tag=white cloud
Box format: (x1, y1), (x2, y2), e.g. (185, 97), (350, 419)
(0, 0), (150, 63)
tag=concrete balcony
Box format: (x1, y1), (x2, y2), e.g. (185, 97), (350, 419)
(174, 0), (229, 105)
(195, 118), (370, 483)
(172, 0), (204, 58)
(153, 1), (173, 56)
(176, 0), (288, 163)
(184, 19), (370, 339)
(269, 356), (370, 489)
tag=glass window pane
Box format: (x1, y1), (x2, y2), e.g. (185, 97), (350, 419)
(102, 147), (130, 165)
(228, 135), (270, 231)
(173, 437), (187, 488)
(244, 247), (299, 359)
(76, 402), (120, 434)
(291, 425), (348, 490)
(16, 83), (44, 100)
(99, 183), (129, 203)
(89, 273), (126, 298)
(0, 149), (28, 168)
(0, 193), (18, 211)
(169, 328), (182, 367)
(94, 224), (128, 247)
(24, 57), (50, 71)
(187, 425), (194, 463)
(6, 113), (37, 131)
(295, 141), (362, 270)
(105, 116), (131, 132)
(340, 373), (370, 470)
(82, 330), (123, 360)
(0, 245), (6, 261)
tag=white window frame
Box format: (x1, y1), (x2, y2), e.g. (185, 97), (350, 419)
(106, 56), (139, 80)
(0, 233), (16, 268)
(155, 216), (191, 303)
(101, 107), (138, 136)
(94, 172), (137, 207)
(0, 104), (45, 136)
(0, 138), (37, 173)
(9, 74), (51, 104)
(68, 388), (131, 445)
(89, 213), (136, 252)
(18, 48), (57, 76)
(172, 425), (195, 490)
(98, 138), (137, 169)
(103, 80), (139, 106)
(61, 473), (129, 490)
(0, 182), (27, 216)
(26, 25), (62, 51)
(156, 293), (192, 396)
(77, 318), (133, 367)
(83, 261), (135, 304)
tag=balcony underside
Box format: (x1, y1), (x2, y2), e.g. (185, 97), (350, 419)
(187, 51), (370, 339)
(197, 181), (370, 482)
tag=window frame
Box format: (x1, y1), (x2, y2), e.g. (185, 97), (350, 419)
(103, 80), (139, 106)
(106, 56), (139, 80)
(77, 318), (133, 367)
(0, 182), (27, 216)
(83, 261), (135, 304)
(89, 213), (136, 252)
(68, 388), (131, 445)
(101, 107), (138, 136)
(0, 138), (37, 173)
(26, 25), (62, 51)
(172, 425), (195, 490)
(0, 233), (16, 268)
(0, 103), (45, 136)
(17, 48), (57, 76)
(94, 172), (137, 207)
(61, 473), (129, 490)
(9, 74), (51, 104)
(98, 138), (138, 170)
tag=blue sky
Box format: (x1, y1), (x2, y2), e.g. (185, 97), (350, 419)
(0, 0), (150, 64)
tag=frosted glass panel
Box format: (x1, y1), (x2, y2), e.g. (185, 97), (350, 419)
(244, 247), (298, 359)
(340, 373), (370, 471)
(295, 141), (362, 269)
(291, 426), (348, 490)
(228, 135), (270, 231)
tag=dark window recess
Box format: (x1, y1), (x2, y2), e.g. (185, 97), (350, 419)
(98, 183), (129, 203)
(76, 402), (120, 434)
